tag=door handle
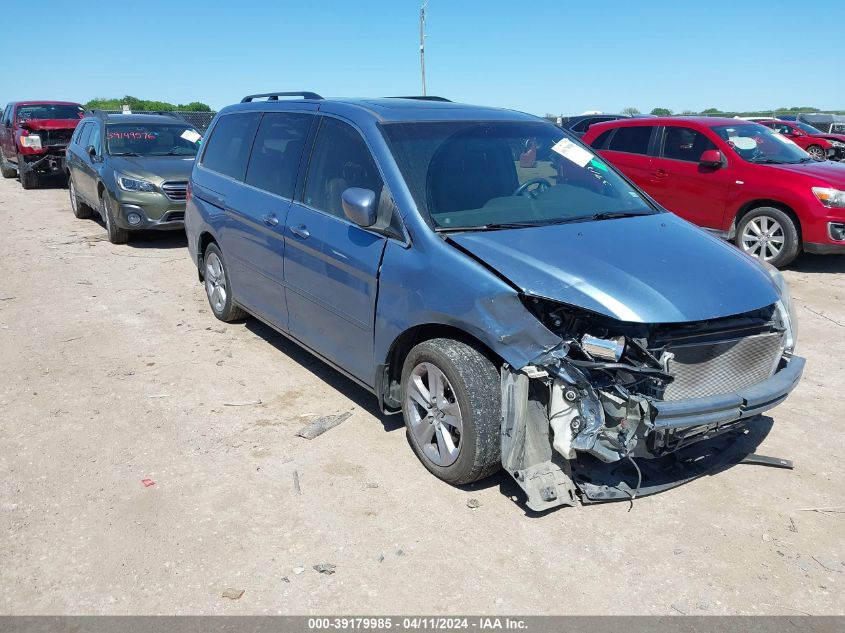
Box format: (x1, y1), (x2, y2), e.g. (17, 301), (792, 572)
(654, 169), (668, 178)
(262, 213), (279, 227)
(290, 224), (310, 239)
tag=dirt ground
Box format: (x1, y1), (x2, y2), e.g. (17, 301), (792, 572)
(0, 176), (843, 616)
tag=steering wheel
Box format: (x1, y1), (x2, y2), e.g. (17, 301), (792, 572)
(513, 178), (551, 198)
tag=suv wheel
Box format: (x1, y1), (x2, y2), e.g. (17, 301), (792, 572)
(735, 206), (800, 268)
(0, 150), (16, 179)
(69, 178), (93, 219)
(17, 155), (38, 189)
(806, 145), (826, 161)
(203, 243), (247, 322)
(401, 338), (501, 485)
(100, 194), (129, 244)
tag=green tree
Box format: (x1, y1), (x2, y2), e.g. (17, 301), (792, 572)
(621, 106), (641, 116)
(701, 108), (721, 114)
(650, 107), (672, 116)
(85, 96), (212, 112)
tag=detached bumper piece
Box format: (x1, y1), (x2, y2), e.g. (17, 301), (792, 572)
(20, 151), (65, 176)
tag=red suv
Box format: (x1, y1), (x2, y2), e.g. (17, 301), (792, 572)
(756, 119), (845, 161)
(583, 117), (845, 267)
(0, 101), (85, 189)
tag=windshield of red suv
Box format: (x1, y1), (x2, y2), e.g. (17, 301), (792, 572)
(795, 122), (823, 135)
(712, 123), (813, 165)
(382, 120), (655, 231)
(106, 124), (201, 157)
(16, 104), (84, 120)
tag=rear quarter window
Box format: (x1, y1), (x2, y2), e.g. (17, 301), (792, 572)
(201, 113), (261, 181)
(589, 129), (614, 149)
(607, 126), (653, 155)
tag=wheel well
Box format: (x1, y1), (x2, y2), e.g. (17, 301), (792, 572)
(381, 324), (502, 410)
(97, 181), (105, 199)
(734, 200), (803, 243)
(197, 232), (217, 279)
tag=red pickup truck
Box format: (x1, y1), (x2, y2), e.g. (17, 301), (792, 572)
(0, 101), (85, 189)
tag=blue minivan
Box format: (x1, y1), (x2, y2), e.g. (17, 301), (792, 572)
(186, 92), (804, 510)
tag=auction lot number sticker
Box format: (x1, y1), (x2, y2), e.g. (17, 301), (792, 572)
(308, 617), (527, 630)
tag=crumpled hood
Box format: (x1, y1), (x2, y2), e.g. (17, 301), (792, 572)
(448, 213), (779, 324)
(19, 119), (80, 131)
(816, 133), (845, 143)
(109, 155), (196, 183)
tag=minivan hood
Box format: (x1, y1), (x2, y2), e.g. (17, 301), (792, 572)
(448, 213), (779, 324)
(19, 119), (80, 131)
(109, 155), (196, 183)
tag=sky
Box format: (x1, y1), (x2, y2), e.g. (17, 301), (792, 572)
(3, 0), (844, 116)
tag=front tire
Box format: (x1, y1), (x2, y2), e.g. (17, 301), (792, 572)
(17, 155), (38, 189)
(100, 194), (129, 244)
(401, 338), (501, 485)
(203, 243), (247, 322)
(806, 145), (826, 161)
(735, 206), (799, 268)
(69, 178), (93, 219)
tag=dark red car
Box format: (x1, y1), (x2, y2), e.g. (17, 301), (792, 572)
(583, 117), (845, 267)
(0, 101), (85, 189)
(757, 119), (845, 161)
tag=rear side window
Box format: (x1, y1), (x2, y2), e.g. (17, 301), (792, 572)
(245, 112), (312, 199)
(78, 122), (94, 148)
(88, 124), (101, 153)
(589, 129), (614, 149)
(201, 113), (260, 181)
(661, 126), (716, 162)
(303, 117), (383, 219)
(607, 126), (653, 155)
(73, 122), (90, 145)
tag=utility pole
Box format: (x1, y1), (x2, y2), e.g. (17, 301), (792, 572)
(419, 1), (428, 96)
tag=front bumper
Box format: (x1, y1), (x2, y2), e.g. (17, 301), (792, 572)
(116, 203), (185, 231)
(650, 355), (804, 429)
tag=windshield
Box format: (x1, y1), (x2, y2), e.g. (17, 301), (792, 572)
(795, 122), (823, 135)
(17, 104), (84, 120)
(382, 121), (655, 230)
(712, 123), (811, 164)
(106, 123), (202, 156)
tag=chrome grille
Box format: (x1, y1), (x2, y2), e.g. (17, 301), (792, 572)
(661, 332), (783, 401)
(161, 181), (188, 202)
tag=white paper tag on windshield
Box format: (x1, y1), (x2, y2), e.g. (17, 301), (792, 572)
(551, 138), (593, 167)
(181, 129), (201, 143)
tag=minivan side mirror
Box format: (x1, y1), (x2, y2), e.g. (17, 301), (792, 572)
(699, 149), (724, 168)
(341, 187), (378, 227)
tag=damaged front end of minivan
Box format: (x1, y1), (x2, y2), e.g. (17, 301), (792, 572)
(500, 294), (804, 511)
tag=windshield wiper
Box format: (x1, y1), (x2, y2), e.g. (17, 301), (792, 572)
(435, 221), (543, 233)
(111, 152), (140, 156)
(749, 158), (788, 164)
(585, 211), (652, 221)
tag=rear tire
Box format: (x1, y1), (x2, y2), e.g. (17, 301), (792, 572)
(100, 194), (129, 244)
(735, 206), (800, 268)
(69, 178), (93, 219)
(203, 243), (247, 322)
(401, 338), (501, 485)
(17, 155), (38, 189)
(0, 150), (16, 178)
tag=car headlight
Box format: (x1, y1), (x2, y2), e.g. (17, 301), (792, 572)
(115, 172), (156, 193)
(762, 262), (798, 353)
(19, 134), (42, 149)
(812, 187), (845, 208)
(829, 140), (845, 148)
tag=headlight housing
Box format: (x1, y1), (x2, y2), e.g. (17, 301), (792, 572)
(19, 134), (42, 149)
(763, 262), (798, 353)
(812, 187), (845, 208)
(829, 140), (845, 148)
(115, 172), (156, 193)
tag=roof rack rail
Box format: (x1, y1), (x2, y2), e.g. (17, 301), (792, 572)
(241, 92), (323, 103)
(88, 109), (109, 119)
(387, 96), (451, 102)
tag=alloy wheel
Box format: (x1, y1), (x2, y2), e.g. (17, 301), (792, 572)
(204, 251), (228, 313)
(808, 146), (826, 161)
(405, 362), (463, 467)
(741, 215), (785, 262)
